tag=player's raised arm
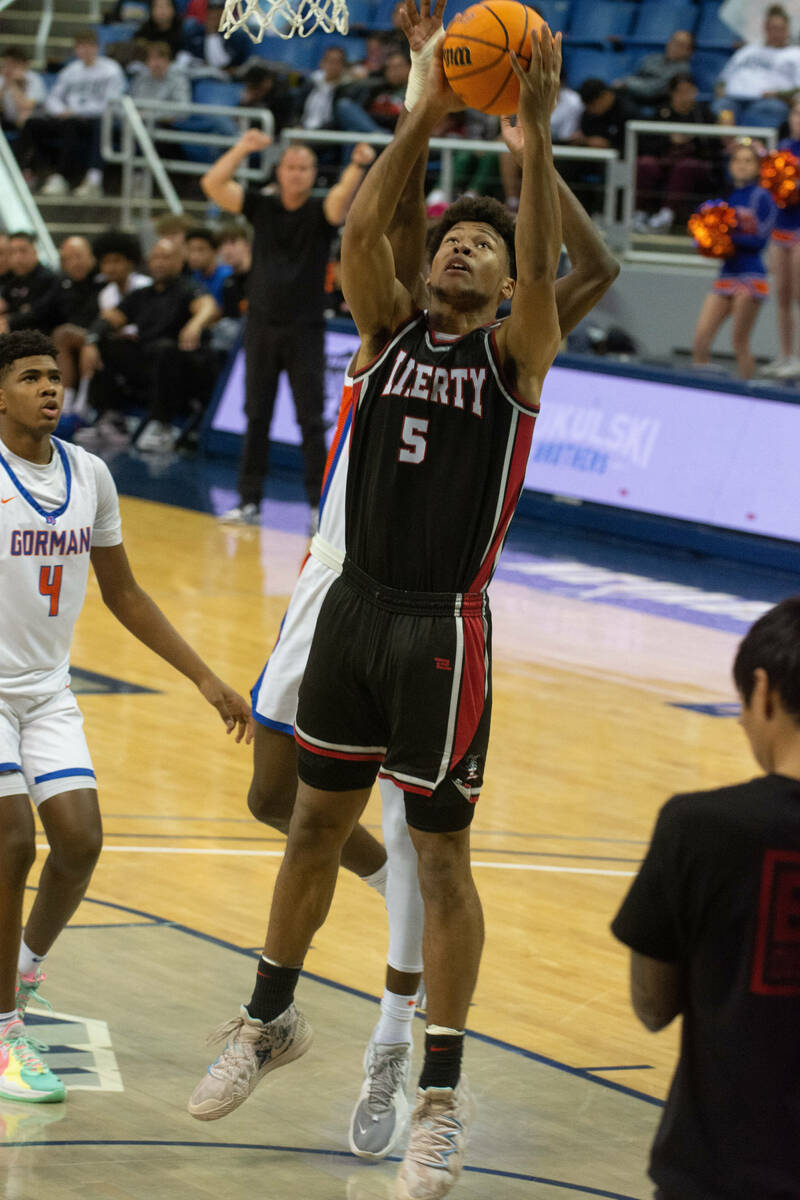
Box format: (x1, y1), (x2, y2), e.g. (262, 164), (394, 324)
(495, 27), (562, 402)
(89, 543), (253, 743)
(341, 41), (462, 365)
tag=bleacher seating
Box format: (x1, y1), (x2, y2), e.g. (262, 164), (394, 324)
(625, 1), (696, 45)
(535, 0), (573, 33)
(563, 45), (635, 88)
(191, 78), (244, 106)
(94, 22), (139, 53)
(569, 0), (637, 44)
(689, 46), (729, 93)
(693, 0), (739, 49)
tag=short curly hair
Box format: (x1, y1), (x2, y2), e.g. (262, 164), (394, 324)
(426, 195), (517, 278)
(0, 330), (57, 381)
(92, 230), (142, 266)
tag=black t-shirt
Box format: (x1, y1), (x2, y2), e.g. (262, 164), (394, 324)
(241, 190), (337, 324)
(2, 264), (60, 332)
(346, 312), (537, 593)
(51, 273), (104, 330)
(580, 94), (635, 155)
(117, 275), (203, 343)
(220, 268), (249, 320)
(612, 776), (800, 1199)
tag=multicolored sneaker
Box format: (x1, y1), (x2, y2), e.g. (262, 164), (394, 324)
(0, 1023), (65, 1104)
(187, 1003), (313, 1121)
(396, 1075), (476, 1199)
(348, 1030), (411, 1160)
(15, 969), (52, 1020)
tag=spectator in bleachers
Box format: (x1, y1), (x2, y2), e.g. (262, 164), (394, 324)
(185, 227), (232, 305)
(691, 140), (776, 378)
(93, 232), (150, 312)
(135, 0), (186, 59)
(130, 40), (191, 110)
(0, 234), (11, 290)
(634, 74), (719, 232)
(17, 31), (126, 198)
(180, 3), (251, 74)
(615, 30), (695, 111)
(49, 236), (104, 410)
(715, 3), (798, 127)
(334, 47), (410, 134)
(720, 0), (800, 43)
(212, 223), (251, 351)
(574, 78), (635, 155)
(154, 212), (196, 266)
(300, 45), (352, 131)
(79, 238), (220, 452)
(238, 64), (294, 136)
(0, 47), (45, 133)
(501, 66), (583, 210)
(0, 232), (59, 334)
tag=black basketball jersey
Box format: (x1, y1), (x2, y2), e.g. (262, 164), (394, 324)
(345, 311), (538, 593)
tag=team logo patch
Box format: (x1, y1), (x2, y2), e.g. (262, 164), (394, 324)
(452, 754), (484, 802)
(751, 849), (800, 995)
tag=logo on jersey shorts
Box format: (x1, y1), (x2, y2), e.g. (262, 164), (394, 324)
(9, 526), (91, 556)
(381, 350), (487, 417)
(451, 753), (484, 801)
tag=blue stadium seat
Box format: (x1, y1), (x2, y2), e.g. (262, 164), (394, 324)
(624, 1), (696, 46)
(371, 0), (397, 29)
(191, 78), (244, 106)
(690, 47), (730, 92)
(694, 0), (738, 49)
(92, 22), (138, 52)
(346, 0), (379, 27)
(563, 45), (633, 88)
(568, 0), (636, 45)
(534, 0), (572, 34)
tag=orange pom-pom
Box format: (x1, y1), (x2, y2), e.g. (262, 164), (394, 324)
(760, 149), (800, 207)
(688, 200), (738, 258)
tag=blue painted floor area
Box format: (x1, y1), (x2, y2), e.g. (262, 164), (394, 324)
(106, 446), (800, 635)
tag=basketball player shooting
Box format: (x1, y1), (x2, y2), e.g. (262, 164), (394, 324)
(185, 25), (565, 1200)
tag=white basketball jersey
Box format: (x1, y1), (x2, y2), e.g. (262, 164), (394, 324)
(311, 374), (352, 570)
(0, 436), (122, 699)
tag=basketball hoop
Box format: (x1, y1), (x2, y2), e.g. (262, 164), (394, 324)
(220, 0), (349, 40)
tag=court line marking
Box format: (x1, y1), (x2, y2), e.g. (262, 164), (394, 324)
(57, 891), (661, 1108)
(0, 1140), (641, 1198)
(34, 845), (636, 877)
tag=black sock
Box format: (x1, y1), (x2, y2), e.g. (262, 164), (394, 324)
(419, 1031), (464, 1090)
(247, 958), (301, 1023)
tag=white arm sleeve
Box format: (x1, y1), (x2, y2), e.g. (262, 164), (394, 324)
(90, 456), (123, 547)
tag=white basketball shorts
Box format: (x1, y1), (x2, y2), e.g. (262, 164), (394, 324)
(251, 552), (339, 735)
(0, 688), (96, 806)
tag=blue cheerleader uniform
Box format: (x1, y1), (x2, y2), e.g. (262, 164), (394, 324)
(714, 181), (776, 300)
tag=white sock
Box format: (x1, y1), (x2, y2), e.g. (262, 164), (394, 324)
(375, 987), (416, 1046)
(362, 860), (388, 898)
(86, 168), (102, 186)
(0, 1010), (18, 1029)
(18, 939), (46, 978)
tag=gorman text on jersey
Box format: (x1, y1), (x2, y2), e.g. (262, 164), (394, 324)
(10, 526), (92, 556)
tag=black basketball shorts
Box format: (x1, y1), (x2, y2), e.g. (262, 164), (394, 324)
(295, 558), (492, 833)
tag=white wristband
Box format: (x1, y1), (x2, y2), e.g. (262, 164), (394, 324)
(404, 27), (446, 111)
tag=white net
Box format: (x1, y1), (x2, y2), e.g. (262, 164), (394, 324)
(220, 0), (349, 40)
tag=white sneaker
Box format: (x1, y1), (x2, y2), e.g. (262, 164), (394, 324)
(219, 503), (260, 525)
(632, 209), (649, 233)
(648, 206), (674, 232)
(40, 174), (69, 196)
(73, 178), (103, 199)
(396, 1076), (476, 1200)
(136, 420), (178, 453)
(772, 356), (800, 379)
(74, 415), (130, 447)
(187, 1003), (312, 1121)
(348, 1031), (411, 1160)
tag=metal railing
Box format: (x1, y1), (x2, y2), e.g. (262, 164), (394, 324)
(280, 126), (622, 229)
(0, 130), (58, 266)
(623, 120), (780, 264)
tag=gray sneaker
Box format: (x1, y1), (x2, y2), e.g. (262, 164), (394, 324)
(348, 1034), (411, 1160)
(218, 503), (260, 525)
(187, 1003), (312, 1121)
(396, 1075), (476, 1199)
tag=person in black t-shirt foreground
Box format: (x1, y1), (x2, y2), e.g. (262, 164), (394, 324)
(0, 232), (59, 337)
(77, 238), (219, 452)
(201, 129), (376, 531)
(612, 597), (800, 1200)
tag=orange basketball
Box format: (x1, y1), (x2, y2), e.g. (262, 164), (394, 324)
(442, 1), (544, 116)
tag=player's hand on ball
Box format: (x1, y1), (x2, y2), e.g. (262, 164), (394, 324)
(500, 114), (524, 166)
(238, 128), (272, 154)
(398, 0), (447, 53)
(351, 142), (376, 168)
(510, 24), (561, 126)
(425, 40), (467, 115)
(198, 673), (254, 743)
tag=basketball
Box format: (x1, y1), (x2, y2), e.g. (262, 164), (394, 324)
(442, 1), (544, 117)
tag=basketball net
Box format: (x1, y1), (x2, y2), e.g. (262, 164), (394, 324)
(220, 0), (349, 40)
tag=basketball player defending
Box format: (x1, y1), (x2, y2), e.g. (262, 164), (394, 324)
(0, 330), (252, 1104)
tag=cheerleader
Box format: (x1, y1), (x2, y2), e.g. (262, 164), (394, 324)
(691, 140), (777, 379)
(763, 98), (800, 377)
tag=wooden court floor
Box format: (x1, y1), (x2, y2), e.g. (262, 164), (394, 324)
(2, 495), (782, 1200)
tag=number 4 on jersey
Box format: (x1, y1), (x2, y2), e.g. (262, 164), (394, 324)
(39, 565), (63, 617)
(398, 416), (429, 464)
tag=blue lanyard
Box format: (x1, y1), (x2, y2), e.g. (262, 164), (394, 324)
(0, 438), (71, 525)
